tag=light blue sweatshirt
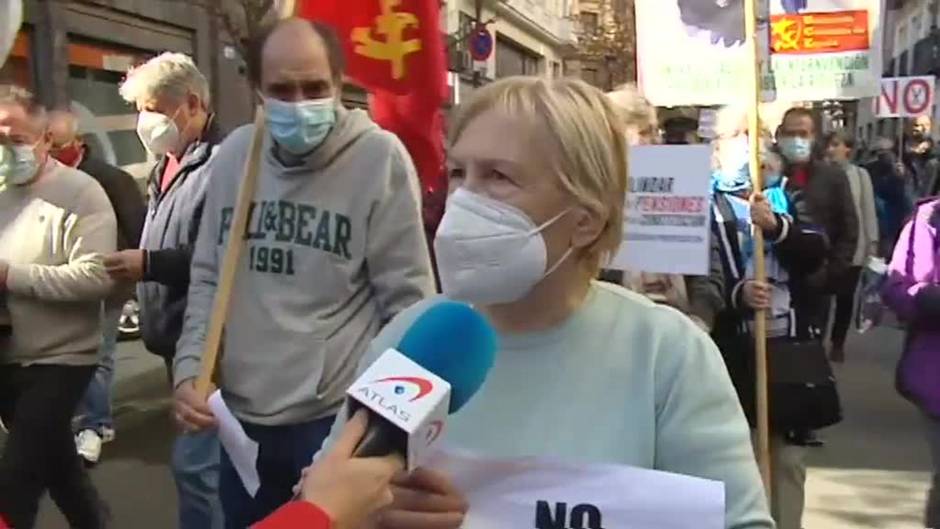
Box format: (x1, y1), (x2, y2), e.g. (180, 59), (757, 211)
(325, 281), (774, 528)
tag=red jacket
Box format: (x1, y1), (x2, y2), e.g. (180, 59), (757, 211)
(253, 502), (332, 529)
(3, 503), (331, 529)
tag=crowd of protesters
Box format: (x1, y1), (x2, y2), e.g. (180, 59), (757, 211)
(1, 14), (940, 529)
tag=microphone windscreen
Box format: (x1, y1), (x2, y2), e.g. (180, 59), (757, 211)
(397, 301), (497, 413)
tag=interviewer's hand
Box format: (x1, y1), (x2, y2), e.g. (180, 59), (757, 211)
(298, 410), (403, 529)
(375, 467), (468, 529)
(742, 280), (771, 310)
(173, 379), (217, 432)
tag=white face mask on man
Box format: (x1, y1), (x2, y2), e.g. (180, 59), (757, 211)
(137, 106), (188, 156)
(433, 188), (573, 306)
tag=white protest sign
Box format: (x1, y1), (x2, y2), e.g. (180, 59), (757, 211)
(874, 76), (936, 118)
(429, 450), (725, 529)
(698, 109), (719, 139)
(636, 0), (884, 105)
(609, 145), (712, 275)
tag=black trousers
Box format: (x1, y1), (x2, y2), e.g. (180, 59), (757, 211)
(831, 266), (863, 349)
(0, 363), (104, 529)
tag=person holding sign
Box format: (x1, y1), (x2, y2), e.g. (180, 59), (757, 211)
(604, 85), (726, 332)
(321, 77), (774, 529)
(173, 18), (436, 528)
(708, 118), (836, 529)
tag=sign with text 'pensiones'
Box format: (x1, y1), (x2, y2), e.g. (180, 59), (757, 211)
(608, 145), (713, 276)
(874, 76), (936, 118)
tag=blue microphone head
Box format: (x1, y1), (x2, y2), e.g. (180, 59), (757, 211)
(397, 301), (498, 413)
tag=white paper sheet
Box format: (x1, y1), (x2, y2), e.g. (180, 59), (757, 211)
(428, 449), (725, 529)
(208, 390), (260, 497)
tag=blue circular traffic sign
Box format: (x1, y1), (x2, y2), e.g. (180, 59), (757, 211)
(469, 25), (493, 61)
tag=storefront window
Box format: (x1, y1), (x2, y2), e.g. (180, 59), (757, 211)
(66, 39), (152, 180)
(0, 32), (31, 89)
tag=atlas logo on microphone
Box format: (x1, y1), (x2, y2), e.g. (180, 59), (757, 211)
(374, 376), (434, 402)
(354, 375), (436, 424)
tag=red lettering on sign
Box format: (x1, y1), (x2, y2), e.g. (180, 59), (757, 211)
(904, 78), (931, 115)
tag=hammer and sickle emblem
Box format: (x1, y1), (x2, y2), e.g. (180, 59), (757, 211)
(351, 0), (422, 80)
(772, 18), (802, 52)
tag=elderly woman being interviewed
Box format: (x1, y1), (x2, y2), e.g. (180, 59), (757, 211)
(323, 77), (773, 529)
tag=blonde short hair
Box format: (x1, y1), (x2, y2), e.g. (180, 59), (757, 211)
(606, 84), (658, 135)
(119, 52), (210, 107)
(450, 76), (628, 272)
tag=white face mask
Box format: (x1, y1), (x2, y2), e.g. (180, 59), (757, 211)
(137, 109), (182, 156)
(434, 188), (573, 306)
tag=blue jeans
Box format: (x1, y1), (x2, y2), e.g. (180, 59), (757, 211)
(76, 305), (121, 433)
(220, 415), (336, 529)
(173, 430), (224, 529)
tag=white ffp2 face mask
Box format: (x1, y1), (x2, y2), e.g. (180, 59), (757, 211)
(137, 110), (181, 156)
(433, 188), (572, 306)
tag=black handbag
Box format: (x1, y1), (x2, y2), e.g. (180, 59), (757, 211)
(768, 339), (842, 431)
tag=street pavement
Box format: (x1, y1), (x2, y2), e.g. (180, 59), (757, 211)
(26, 325), (934, 528)
(804, 325), (933, 529)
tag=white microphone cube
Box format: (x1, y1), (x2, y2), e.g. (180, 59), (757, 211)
(346, 348), (451, 470)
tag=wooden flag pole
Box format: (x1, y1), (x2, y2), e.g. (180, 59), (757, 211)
(744, 0), (772, 496)
(194, 0), (297, 401)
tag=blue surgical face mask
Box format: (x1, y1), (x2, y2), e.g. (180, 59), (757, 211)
(0, 143), (40, 186)
(262, 96), (336, 155)
(778, 136), (813, 163)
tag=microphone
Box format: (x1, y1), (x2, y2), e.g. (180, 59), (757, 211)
(347, 301), (497, 469)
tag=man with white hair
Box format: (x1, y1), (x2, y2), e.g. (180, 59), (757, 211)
(107, 52), (224, 529)
(0, 85), (116, 528)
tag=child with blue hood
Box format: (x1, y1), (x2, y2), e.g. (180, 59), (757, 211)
(707, 123), (837, 529)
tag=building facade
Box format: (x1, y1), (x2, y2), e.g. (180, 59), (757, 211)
(4, 0), (581, 177)
(443, 0), (576, 106)
(856, 0), (938, 147)
(1, 0), (255, 180)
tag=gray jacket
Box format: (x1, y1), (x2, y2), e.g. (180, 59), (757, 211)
(843, 163), (879, 266)
(138, 121), (223, 359)
(174, 107), (435, 425)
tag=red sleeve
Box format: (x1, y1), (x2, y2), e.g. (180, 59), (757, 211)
(252, 501), (333, 529)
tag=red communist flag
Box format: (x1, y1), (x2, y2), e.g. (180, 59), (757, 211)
(297, 0), (448, 199)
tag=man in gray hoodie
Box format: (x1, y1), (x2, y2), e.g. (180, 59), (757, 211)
(173, 18), (435, 528)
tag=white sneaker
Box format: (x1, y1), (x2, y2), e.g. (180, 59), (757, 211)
(76, 429), (103, 464)
(100, 426), (116, 444)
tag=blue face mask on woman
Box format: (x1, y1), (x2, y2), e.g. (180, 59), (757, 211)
(262, 96), (336, 155)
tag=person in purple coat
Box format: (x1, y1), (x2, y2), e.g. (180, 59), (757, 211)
(882, 197), (940, 528)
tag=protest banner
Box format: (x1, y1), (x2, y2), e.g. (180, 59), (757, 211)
(636, 0), (884, 106)
(608, 145), (712, 276)
(429, 450), (725, 529)
(874, 76), (936, 118)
